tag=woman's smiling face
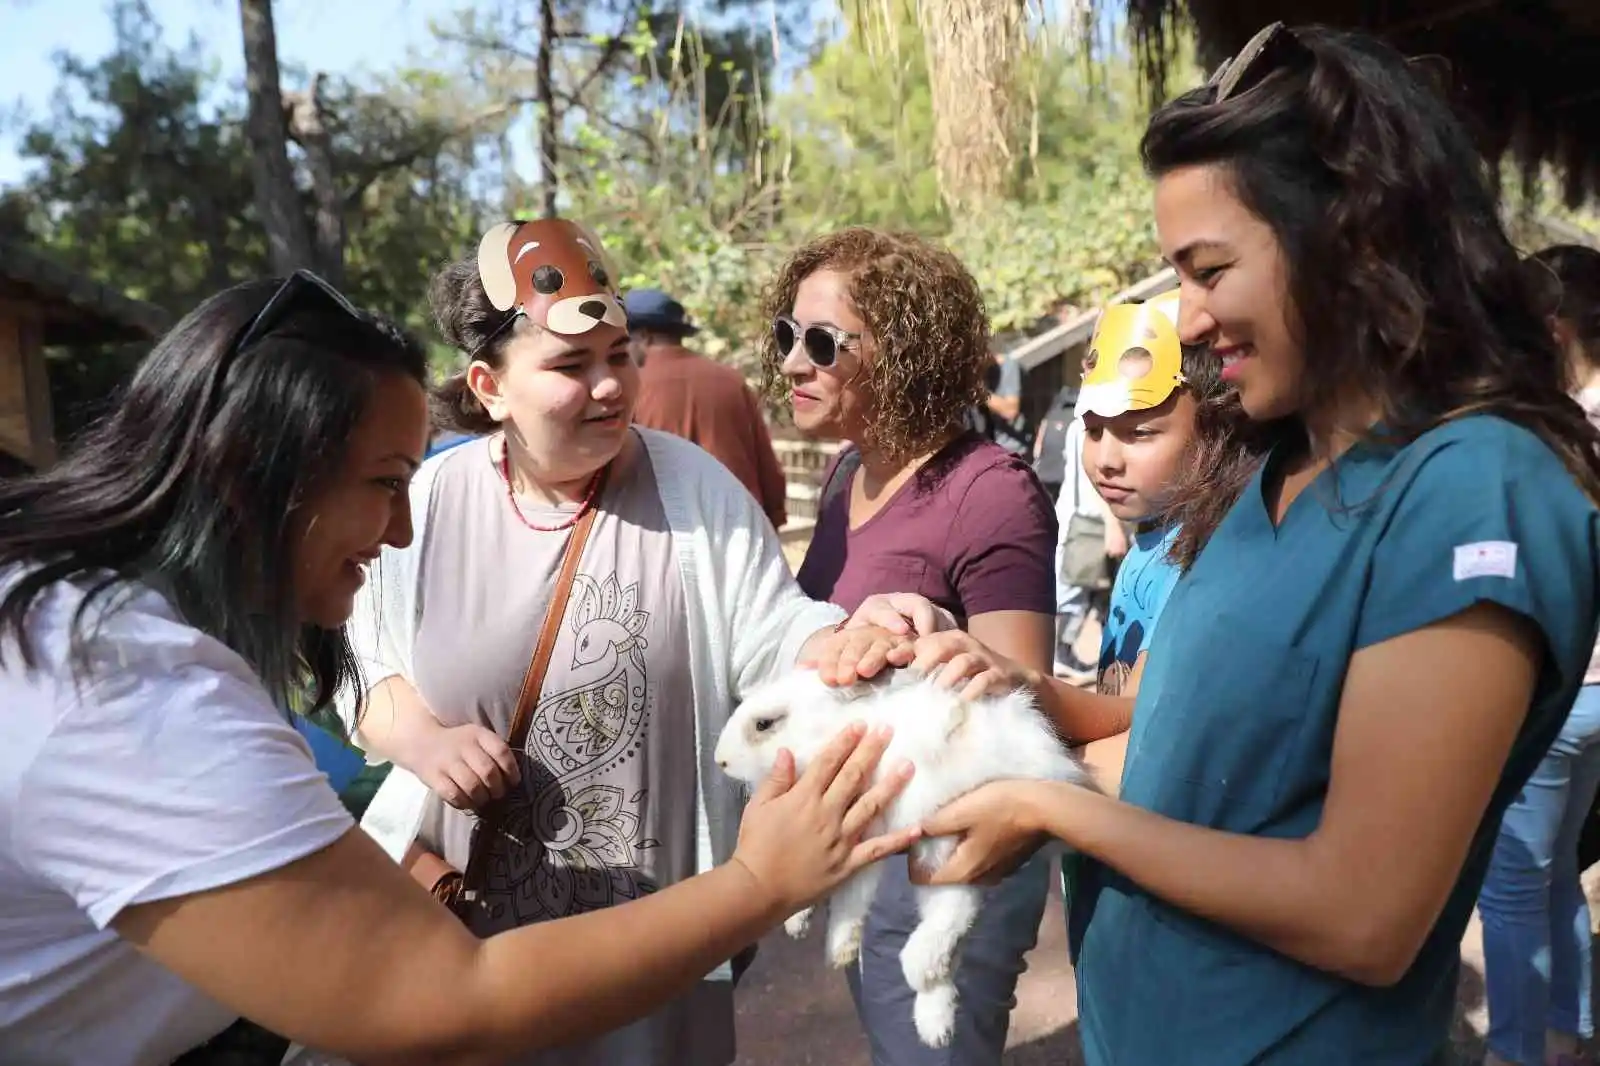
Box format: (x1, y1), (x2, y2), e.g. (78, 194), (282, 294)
(1155, 163), (1303, 423)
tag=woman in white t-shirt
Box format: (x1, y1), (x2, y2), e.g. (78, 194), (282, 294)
(0, 271), (920, 1066)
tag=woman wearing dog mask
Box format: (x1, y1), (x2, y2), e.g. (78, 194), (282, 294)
(338, 219), (937, 1066)
(765, 227), (1058, 1066)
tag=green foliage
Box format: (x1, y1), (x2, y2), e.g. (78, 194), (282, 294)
(6, 0), (1202, 418)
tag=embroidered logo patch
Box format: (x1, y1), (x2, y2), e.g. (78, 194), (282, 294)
(1453, 540), (1518, 581)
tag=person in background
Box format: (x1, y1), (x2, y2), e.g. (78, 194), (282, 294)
(983, 351), (1032, 456)
(1477, 243), (1600, 1066)
(766, 226), (1057, 1066)
(1053, 405), (1124, 684)
(910, 24), (1600, 1065)
(626, 288), (789, 530)
(1031, 383), (1077, 503)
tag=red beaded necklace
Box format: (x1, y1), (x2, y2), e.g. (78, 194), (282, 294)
(498, 444), (607, 532)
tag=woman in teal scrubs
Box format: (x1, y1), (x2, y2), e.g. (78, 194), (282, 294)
(905, 23), (1600, 1066)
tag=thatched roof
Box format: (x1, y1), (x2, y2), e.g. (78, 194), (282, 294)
(0, 240), (170, 345)
(1125, 0), (1600, 207)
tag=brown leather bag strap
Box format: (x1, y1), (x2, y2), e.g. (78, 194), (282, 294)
(460, 475), (605, 897)
(505, 499), (600, 752)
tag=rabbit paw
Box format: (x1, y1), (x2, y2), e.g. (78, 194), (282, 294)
(784, 908), (813, 939)
(825, 918), (865, 969)
(913, 984), (958, 1048)
(900, 923), (958, 992)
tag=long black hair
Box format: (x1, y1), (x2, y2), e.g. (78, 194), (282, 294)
(1141, 25), (1600, 503)
(0, 277), (427, 710)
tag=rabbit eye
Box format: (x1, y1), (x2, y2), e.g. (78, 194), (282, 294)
(588, 259), (610, 289)
(754, 717), (776, 733)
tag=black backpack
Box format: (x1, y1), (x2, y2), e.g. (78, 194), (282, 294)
(1031, 386), (1079, 488)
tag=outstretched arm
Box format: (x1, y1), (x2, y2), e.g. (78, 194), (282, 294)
(925, 603), (1539, 986)
(115, 726), (918, 1066)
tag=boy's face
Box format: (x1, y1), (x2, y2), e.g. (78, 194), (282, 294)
(1083, 388), (1198, 523)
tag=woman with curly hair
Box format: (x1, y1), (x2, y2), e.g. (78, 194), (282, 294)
(906, 24), (1600, 1065)
(763, 227), (1058, 1064)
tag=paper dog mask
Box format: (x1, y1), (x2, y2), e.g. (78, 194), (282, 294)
(476, 219), (627, 337)
(1074, 290), (1186, 420)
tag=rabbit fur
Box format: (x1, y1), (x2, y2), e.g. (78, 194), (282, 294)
(713, 666), (1091, 1048)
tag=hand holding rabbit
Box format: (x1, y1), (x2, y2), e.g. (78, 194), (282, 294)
(913, 780), (1063, 887)
(731, 721), (921, 915)
(908, 629), (1041, 702)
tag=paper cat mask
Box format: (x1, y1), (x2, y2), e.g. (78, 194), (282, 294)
(1074, 290), (1186, 420)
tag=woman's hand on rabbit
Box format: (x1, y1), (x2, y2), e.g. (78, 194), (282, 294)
(912, 780), (1057, 887)
(908, 630), (1041, 702)
(799, 623), (916, 686)
(732, 722), (921, 914)
(408, 720), (521, 810)
(845, 593), (960, 639)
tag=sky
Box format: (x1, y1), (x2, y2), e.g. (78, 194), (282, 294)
(0, 0), (472, 187)
(0, 0), (1118, 190)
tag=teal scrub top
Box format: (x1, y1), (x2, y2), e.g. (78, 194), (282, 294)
(1071, 415), (1600, 1065)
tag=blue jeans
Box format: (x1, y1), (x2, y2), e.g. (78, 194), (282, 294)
(846, 852), (1049, 1064)
(1480, 684), (1600, 1064)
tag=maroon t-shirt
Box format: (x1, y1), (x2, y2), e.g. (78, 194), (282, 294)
(797, 432), (1058, 625)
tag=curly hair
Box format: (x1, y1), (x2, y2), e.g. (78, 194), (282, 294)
(1141, 25), (1600, 507)
(759, 228), (991, 463)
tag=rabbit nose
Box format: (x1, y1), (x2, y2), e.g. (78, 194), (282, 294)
(715, 757), (728, 769)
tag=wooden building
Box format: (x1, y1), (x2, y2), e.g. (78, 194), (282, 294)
(0, 241), (168, 472)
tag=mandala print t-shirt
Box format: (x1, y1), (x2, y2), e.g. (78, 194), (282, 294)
(1097, 522), (1183, 696)
(409, 435), (730, 1066)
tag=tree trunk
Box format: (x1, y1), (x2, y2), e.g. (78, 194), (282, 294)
(537, 0), (559, 218)
(917, 0), (1025, 213)
(239, 0), (315, 275)
(288, 72), (345, 286)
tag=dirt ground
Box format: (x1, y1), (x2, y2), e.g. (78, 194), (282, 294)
(730, 867), (1600, 1065)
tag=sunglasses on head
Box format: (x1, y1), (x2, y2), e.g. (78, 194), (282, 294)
(773, 314), (860, 370)
(1205, 21), (1314, 103)
(235, 269), (365, 353)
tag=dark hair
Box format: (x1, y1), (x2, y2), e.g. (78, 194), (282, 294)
(1527, 244), (1600, 381)
(759, 228), (990, 464)
(428, 257), (515, 436)
(1164, 344), (1273, 568)
(0, 278), (428, 710)
(1141, 25), (1600, 504)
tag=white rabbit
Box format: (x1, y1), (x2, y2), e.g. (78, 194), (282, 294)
(713, 666), (1091, 1049)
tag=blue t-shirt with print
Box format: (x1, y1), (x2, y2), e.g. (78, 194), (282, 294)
(1098, 523), (1182, 697)
(1070, 415), (1600, 1065)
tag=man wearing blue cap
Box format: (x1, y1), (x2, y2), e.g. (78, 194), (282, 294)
(626, 288), (789, 529)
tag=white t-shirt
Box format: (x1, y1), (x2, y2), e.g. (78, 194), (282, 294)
(0, 570), (354, 1065)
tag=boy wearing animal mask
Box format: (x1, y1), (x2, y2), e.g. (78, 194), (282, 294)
(914, 291), (1270, 791)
